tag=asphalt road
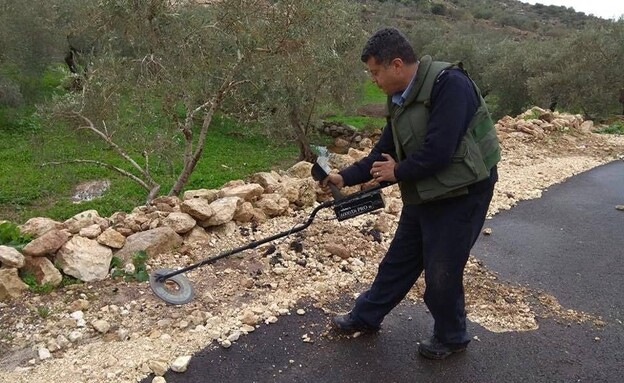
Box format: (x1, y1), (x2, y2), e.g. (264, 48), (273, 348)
(142, 160), (624, 383)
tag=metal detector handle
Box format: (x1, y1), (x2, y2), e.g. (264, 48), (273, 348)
(311, 162), (345, 200)
(326, 182), (344, 201)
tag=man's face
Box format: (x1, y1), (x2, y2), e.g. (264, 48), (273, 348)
(365, 56), (404, 95)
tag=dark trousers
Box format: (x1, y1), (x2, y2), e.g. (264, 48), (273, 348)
(352, 167), (497, 344)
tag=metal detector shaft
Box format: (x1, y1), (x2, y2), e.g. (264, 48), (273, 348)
(154, 181), (393, 282)
(155, 199), (335, 282)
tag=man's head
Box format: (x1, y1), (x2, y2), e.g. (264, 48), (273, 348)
(361, 28), (417, 95)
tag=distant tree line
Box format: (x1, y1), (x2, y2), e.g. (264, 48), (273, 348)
(361, 0), (624, 120)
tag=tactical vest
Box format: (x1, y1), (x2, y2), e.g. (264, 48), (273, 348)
(387, 55), (500, 205)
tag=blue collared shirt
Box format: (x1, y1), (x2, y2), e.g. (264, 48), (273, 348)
(391, 68), (418, 106)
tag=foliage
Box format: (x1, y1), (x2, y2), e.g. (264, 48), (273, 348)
(60, 274), (82, 288)
(111, 251), (149, 282)
(40, 0), (364, 200)
(131, 251), (149, 282)
(20, 271), (55, 294)
(231, 0), (365, 161)
(0, 0), (77, 115)
(110, 256), (122, 270)
(522, 109), (541, 121)
(595, 121), (624, 135)
(0, 221), (32, 249)
(526, 20), (624, 119)
(2, 0), (624, 223)
(431, 3), (447, 16)
(36, 305), (51, 318)
(0, 113), (296, 222)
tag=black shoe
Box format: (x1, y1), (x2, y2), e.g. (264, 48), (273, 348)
(418, 336), (469, 360)
(332, 312), (380, 333)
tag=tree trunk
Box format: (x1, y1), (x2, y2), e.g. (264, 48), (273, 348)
(169, 133), (207, 197)
(289, 115), (314, 162)
(296, 135), (315, 162)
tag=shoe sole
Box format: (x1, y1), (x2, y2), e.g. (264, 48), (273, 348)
(331, 323), (380, 334)
(418, 345), (467, 360)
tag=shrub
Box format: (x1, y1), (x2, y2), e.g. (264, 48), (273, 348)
(431, 3), (447, 16)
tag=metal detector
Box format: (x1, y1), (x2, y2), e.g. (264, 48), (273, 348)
(149, 162), (391, 305)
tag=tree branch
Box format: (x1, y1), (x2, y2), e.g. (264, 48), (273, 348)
(74, 113), (158, 187)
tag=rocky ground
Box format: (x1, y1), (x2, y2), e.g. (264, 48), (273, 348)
(1, 109), (623, 383)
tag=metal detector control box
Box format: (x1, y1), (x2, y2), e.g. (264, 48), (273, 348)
(311, 160), (386, 221)
(334, 189), (385, 221)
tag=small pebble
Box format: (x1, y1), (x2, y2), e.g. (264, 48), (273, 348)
(265, 316), (278, 324)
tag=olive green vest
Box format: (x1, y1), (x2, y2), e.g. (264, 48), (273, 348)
(387, 55), (500, 205)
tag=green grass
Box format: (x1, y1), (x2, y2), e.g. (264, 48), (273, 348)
(595, 121), (624, 135)
(0, 221), (32, 249)
(20, 271), (55, 294)
(0, 115), (298, 223)
(321, 81), (386, 131)
(0, 64), (380, 224)
(324, 115), (386, 131)
(358, 81), (386, 105)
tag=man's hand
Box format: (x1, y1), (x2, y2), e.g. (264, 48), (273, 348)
(371, 153), (397, 183)
(320, 173), (344, 192)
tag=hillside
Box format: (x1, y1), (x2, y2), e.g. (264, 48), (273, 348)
(360, 0), (606, 34)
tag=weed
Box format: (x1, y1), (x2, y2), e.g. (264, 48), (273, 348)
(110, 256), (123, 270)
(60, 274), (81, 288)
(595, 121), (624, 135)
(36, 306), (51, 318)
(0, 221), (32, 250)
(20, 271), (55, 294)
(111, 251), (150, 282)
(522, 110), (541, 121)
(131, 251), (150, 282)
(20, 271), (37, 287)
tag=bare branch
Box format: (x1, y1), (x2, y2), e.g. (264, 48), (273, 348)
(74, 113), (157, 185)
(142, 150), (150, 178)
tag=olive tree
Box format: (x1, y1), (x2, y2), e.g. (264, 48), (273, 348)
(234, 0), (364, 161)
(526, 20), (624, 119)
(47, 0), (363, 200)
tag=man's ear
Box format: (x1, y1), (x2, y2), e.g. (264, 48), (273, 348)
(390, 58), (404, 71)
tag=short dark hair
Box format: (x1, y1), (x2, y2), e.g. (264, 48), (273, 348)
(360, 27), (417, 66)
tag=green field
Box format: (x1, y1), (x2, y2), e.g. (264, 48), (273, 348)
(0, 77), (386, 223)
(0, 115), (298, 223)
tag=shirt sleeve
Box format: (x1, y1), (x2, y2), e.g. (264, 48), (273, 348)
(338, 120), (396, 187)
(393, 69), (479, 182)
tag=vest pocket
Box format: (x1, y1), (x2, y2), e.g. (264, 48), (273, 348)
(416, 137), (486, 200)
